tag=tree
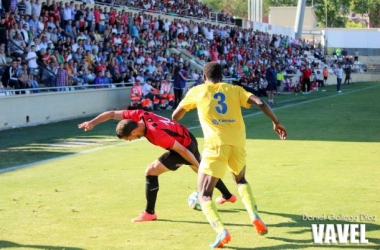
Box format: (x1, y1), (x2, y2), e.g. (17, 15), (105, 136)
(265, 0), (350, 27)
(204, 0), (367, 28)
(313, 0), (350, 27)
(345, 21), (365, 28)
(351, 0), (380, 27)
(203, 0), (248, 18)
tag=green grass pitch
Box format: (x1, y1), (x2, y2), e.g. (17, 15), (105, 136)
(0, 83), (379, 249)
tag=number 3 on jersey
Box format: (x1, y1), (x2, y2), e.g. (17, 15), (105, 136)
(213, 93), (227, 114)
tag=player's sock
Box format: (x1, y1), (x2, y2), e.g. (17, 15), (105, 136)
(215, 179), (232, 200)
(201, 200), (225, 234)
(145, 175), (159, 215)
(238, 183), (258, 221)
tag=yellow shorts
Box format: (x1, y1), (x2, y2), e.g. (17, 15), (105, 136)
(200, 145), (246, 179)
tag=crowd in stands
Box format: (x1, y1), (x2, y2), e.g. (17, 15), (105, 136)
(92, 0), (235, 24)
(0, 0), (353, 103)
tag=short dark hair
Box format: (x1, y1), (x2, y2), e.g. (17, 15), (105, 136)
(203, 62), (222, 83)
(116, 120), (138, 139)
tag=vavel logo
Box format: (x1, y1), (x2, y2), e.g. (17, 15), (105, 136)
(312, 224), (369, 244)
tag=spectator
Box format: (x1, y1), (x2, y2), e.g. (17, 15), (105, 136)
(344, 65), (352, 85)
(130, 78), (152, 110)
(323, 66), (328, 86)
(0, 18), (8, 49)
(315, 70), (324, 89)
(15, 73), (32, 95)
(11, 33), (26, 59)
(276, 64), (283, 95)
(2, 60), (20, 88)
(266, 61), (277, 103)
(334, 64), (343, 93)
(25, 45), (38, 79)
(143, 78), (161, 110)
(94, 71), (104, 88)
(300, 64), (312, 94)
(173, 64), (186, 108)
(354, 49), (359, 62)
(56, 62), (69, 91)
(42, 61), (57, 86)
(0, 46), (10, 75)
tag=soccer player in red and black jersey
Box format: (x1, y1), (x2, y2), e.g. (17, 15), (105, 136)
(78, 110), (237, 222)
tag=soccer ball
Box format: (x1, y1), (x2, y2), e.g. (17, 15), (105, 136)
(188, 191), (201, 211)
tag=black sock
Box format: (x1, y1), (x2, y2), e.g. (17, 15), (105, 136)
(215, 179), (232, 200)
(145, 175), (159, 214)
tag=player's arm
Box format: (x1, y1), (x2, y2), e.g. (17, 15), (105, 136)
(171, 140), (200, 168)
(172, 106), (187, 121)
(248, 95), (287, 140)
(78, 110), (124, 131)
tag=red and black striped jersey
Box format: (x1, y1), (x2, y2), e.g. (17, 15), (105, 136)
(122, 110), (192, 150)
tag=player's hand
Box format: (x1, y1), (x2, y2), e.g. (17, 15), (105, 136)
(78, 121), (94, 131)
(273, 122), (287, 140)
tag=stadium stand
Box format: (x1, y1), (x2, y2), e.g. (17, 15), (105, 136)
(0, 0), (375, 100)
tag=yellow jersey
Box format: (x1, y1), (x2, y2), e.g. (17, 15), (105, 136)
(180, 82), (252, 148)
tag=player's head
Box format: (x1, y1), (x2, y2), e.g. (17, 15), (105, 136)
(203, 62), (222, 83)
(116, 119), (142, 141)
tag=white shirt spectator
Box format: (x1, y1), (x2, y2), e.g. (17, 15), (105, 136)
(314, 72), (320, 80)
(25, 0), (32, 15)
(72, 43), (79, 52)
(144, 3), (151, 9)
(26, 51), (38, 68)
(20, 29), (29, 43)
(32, 2), (41, 17)
(147, 64), (157, 74)
(164, 21), (171, 32)
(63, 8), (72, 21)
(99, 13), (105, 25)
(335, 68), (343, 78)
(142, 83), (154, 96)
(205, 29), (214, 40)
(40, 41), (48, 50)
(192, 25), (198, 35)
(20, 20), (30, 30)
(114, 37), (121, 45)
(191, 72), (199, 80)
(38, 21), (44, 34)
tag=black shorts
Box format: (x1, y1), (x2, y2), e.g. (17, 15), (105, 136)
(324, 76), (328, 80)
(158, 132), (201, 171)
(267, 81), (276, 91)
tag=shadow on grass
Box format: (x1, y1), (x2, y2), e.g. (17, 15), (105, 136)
(0, 240), (83, 250)
(160, 209), (380, 249)
(1, 83), (379, 170)
(225, 244), (380, 250)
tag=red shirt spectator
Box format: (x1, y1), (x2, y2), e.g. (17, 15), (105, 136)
(301, 67), (312, 79)
(109, 11), (116, 24)
(94, 9), (100, 24)
(210, 49), (219, 62)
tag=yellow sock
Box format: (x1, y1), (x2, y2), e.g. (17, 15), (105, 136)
(201, 200), (225, 234)
(238, 183), (258, 221)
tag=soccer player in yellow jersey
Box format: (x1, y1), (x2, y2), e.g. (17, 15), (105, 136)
(172, 62), (287, 248)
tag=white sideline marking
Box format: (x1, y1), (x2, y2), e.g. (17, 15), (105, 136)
(1, 85), (378, 174)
